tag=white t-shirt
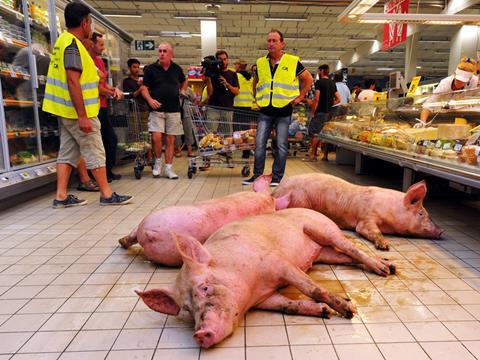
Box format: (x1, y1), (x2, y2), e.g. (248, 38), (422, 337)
(423, 74), (479, 109)
(433, 74), (478, 94)
(335, 82), (351, 105)
(358, 89), (376, 102)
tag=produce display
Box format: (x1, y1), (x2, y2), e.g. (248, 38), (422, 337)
(322, 114), (480, 167)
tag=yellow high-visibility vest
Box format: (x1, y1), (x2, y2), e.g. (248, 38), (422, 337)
(233, 72), (254, 108)
(255, 53), (299, 108)
(43, 31), (100, 119)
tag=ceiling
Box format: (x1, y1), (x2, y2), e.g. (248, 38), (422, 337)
(86, 0), (480, 79)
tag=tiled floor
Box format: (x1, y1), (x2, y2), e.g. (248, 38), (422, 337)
(0, 154), (480, 359)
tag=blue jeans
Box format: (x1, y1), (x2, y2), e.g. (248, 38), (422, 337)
(253, 113), (291, 180)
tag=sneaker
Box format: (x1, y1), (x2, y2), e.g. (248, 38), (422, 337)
(164, 165), (179, 179)
(100, 192), (133, 206)
(53, 194), (87, 209)
(152, 160), (163, 177)
(242, 175), (258, 185)
(270, 177), (282, 187)
(77, 179), (99, 192)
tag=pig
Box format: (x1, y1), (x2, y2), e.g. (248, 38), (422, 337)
(118, 175), (290, 266)
(136, 208), (396, 349)
(272, 173), (443, 251)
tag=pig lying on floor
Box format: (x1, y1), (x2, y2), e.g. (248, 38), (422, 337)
(137, 208), (396, 349)
(118, 175), (290, 266)
(273, 173), (443, 251)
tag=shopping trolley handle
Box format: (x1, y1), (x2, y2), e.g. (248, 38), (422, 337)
(122, 92), (134, 99)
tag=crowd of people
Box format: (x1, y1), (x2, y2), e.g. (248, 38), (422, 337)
(44, 2), (479, 209)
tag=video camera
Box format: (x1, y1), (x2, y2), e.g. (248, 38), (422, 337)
(201, 55), (223, 78)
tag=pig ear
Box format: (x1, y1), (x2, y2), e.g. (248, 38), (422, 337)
(275, 192), (291, 210)
(172, 232), (211, 267)
(135, 288), (180, 315)
(404, 180), (427, 208)
(253, 174), (272, 193)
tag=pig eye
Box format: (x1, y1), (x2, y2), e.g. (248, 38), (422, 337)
(418, 212), (424, 217)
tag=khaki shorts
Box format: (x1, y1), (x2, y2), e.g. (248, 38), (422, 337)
(57, 117), (106, 169)
(148, 111), (183, 135)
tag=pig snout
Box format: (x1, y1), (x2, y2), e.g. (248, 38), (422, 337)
(194, 328), (218, 348)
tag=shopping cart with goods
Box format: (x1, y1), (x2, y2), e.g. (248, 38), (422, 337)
(110, 98), (152, 180)
(185, 103), (259, 179)
(288, 103), (310, 156)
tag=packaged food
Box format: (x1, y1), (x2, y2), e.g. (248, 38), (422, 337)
(437, 124), (471, 140)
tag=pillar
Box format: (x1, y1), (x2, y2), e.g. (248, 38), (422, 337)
(201, 20), (217, 59)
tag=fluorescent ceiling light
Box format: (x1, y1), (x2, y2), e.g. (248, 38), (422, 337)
(174, 15), (217, 20)
(357, 13), (480, 25)
(376, 67), (394, 71)
(350, 36), (377, 41)
(104, 13), (142, 18)
(302, 60), (320, 64)
(265, 17), (307, 22)
(416, 66), (422, 69)
(338, 0), (380, 23)
(317, 48), (346, 52)
(285, 37), (312, 41)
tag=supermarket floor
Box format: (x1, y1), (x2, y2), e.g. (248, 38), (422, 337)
(1, 155), (480, 360)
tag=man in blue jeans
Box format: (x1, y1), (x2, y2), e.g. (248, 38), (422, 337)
(242, 29), (312, 187)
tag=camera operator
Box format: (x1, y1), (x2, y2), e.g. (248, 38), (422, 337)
(205, 50), (239, 107)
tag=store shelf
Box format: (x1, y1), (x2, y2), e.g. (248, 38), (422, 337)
(0, 3), (24, 22)
(320, 134), (480, 189)
(0, 35), (28, 48)
(3, 99), (34, 107)
(7, 130), (37, 139)
(1, 69), (31, 80)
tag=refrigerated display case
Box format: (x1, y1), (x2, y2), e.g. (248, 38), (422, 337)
(320, 88), (480, 190)
(0, 0), (133, 200)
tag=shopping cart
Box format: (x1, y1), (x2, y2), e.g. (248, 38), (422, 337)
(288, 103), (310, 156)
(185, 103), (259, 179)
(110, 98), (152, 179)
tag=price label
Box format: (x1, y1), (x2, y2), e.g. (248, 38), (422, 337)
(442, 142), (452, 150)
(20, 172), (30, 180)
(435, 140), (442, 148)
(454, 143), (463, 152)
(34, 169), (43, 176)
(1, 177), (8, 182)
(466, 132), (480, 146)
(8, 65), (17, 78)
(47, 166), (56, 173)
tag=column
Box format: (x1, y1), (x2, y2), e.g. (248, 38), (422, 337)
(449, 25), (480, 74)
(201, 20), (217, 59)
(404, 30), (418, 83)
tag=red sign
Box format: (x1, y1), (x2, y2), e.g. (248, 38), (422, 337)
(382, 0), (410, 51)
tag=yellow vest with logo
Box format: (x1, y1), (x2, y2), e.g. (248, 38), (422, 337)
(255, 53), (299, 108)
(43, 31), (100, 119)
(234, 72), (254, 108)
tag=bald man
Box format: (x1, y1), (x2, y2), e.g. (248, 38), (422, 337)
(141, 43), (187, 179)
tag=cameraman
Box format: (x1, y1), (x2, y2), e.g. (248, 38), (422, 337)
(206, 50), (239, 107)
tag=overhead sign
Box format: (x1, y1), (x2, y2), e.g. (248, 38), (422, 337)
(382, 0), (410, 51)
(134, 40), (155, 51)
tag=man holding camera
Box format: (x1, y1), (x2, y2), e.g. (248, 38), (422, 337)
(141, 43), (187, 179)
(206, 50), (239, 108)
(242, 29), (313, 187)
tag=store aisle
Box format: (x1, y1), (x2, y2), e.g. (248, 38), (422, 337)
(0, 156), (480, 360)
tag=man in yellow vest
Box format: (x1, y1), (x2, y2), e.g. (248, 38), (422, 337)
(233, 59), (255, 159)
(242, 29), (313, 187)
(43, 2), (132, 208)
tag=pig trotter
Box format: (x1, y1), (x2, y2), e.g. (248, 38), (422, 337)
(118, 227), (138, 249)
(255, 292), (333, 318)
(355, 222), (390, 251)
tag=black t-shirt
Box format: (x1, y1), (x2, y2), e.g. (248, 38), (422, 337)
(314, 78), (337, 114)
(143, 61), (186, 112)
(122, 76), (147, 111)
(257, 56), (306, 117)
(208, 69), (239, 108)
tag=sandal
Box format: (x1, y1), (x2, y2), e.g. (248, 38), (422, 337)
(77, 179), (99, 192)
(302, 157), (318, 162)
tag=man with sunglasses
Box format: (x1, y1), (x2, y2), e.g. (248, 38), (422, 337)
(141, 43), (187, 179)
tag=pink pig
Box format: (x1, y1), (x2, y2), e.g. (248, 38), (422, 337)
(273, 173), (443, 251)
(119, 175), (290, 266)
(137, 208), (395, 349)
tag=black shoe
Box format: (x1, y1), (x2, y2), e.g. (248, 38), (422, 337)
(100, 192), (133, 206)
(242, 175), (258, 185)
(107, 173), (122, 182)
(270, 177), (282, 187)
(52, 194), (88, 209)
